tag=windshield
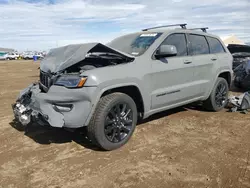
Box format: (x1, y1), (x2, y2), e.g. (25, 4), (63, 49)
(107, 32), (162, 56)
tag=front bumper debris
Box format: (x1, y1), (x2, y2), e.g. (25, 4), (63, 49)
(12, 83), (96, 128)
(12, 83), (48, 126)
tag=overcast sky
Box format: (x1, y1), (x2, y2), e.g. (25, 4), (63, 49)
(0, 0), (249, 51)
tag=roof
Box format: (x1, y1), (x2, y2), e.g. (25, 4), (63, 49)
(140, 24), (212, 35)
(139, 27), (219, 39)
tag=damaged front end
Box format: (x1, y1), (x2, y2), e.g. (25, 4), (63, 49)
(12, 42), (135, 128)
(12, 81), (94, 128)
(227, 44), (250, 71)
(12, 83), (48, 126)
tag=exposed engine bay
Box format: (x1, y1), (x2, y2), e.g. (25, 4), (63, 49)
(39, 52), (133, 93)
(12, 42), (135, 127)
(38, 43), (135, 92)
(39, 42), (134, 73)
(67, 52), (131, 73)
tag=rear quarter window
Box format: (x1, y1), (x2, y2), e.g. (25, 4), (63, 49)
(206, 37), (226, 54)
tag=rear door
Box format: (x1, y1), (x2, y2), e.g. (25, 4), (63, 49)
(150, 33), (197, 110)
(206, 36), (230, 68)
(186, 33), (215, 97)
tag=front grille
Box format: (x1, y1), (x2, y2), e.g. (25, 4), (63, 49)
(40, 71), (51, 89)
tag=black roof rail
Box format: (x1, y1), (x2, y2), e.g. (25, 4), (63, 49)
(142, 23), (187, 31)
(188, 27), (209, 33)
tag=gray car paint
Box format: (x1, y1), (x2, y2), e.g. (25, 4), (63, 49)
(13, 28), (233, 128)
(40, 42), (135, 73)
(82, 29), (233, 123)
(17, 84), (98, 128)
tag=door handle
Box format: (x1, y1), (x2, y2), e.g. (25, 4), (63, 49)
(184, 60), (192, 64)
(211, 58), (217, 61)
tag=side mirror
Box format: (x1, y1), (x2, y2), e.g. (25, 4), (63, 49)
(155, 45), (177, 59)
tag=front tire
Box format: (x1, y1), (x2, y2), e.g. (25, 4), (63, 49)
(203, 77), (229, 111)
(88, 92), (138, 151)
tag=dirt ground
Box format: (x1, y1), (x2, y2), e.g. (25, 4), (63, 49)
(0, 60), (250, 188)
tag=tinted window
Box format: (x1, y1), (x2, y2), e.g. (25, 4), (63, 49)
(161, 33), (187, 56)
(207, 37), (225, 53)
(108, 32), (162, 56)
(188, 34), (209, 55)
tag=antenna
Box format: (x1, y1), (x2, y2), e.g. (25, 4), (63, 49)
(142, 23), (187, 31)
(188, 27), (209, 33)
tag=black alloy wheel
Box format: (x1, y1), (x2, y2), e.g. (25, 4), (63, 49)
(104, 103), (133, 143)
(88, 92), (138, 151)
(215, 82), (228, 108)
(203, 77), (229, 111)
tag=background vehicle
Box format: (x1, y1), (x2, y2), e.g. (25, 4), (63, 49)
(5, 52), (19, 60)
(233, 57), (250, 89)
(23, 52), (34, 60)
(34, 52), (44, 60)
(13, 24), (233, 151)
(0, 53), (7, 60)
(227, 44), (250, 70)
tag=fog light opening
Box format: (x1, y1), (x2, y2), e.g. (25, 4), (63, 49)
(53, 104), (73, 112)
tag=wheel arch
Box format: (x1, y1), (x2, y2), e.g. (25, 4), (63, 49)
(85, 83), (146, 126)
(204, 70), (233, 101)
(218, 71), (232, 86)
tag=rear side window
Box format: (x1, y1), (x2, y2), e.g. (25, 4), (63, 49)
(161, 33), (188, 56)
(206, 37), (226, 53)
(188, 34), (209, 55)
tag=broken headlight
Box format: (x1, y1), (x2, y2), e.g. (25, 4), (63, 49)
(54, 75), (87, 88)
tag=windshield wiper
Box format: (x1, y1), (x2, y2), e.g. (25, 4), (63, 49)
(89, 52), (126, 59)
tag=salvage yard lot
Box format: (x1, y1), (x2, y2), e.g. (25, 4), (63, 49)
(0, 60), (250, 188)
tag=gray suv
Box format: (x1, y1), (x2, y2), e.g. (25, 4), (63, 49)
(13, 24), (233, 150)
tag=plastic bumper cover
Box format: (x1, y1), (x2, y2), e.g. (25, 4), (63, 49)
(12, 83), (97, 128)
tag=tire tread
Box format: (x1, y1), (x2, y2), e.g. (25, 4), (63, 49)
(88, 92), (136, 150)
(203, 77), (229, 112)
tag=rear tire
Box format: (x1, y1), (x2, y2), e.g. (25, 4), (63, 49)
(203, 77), (229, 111)
(87, 92), (137, 151)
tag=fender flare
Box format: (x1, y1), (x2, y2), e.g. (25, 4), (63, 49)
(204, 69), (233, 100)
(84, 82), (145, 126)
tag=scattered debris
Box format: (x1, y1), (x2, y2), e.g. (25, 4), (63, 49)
(227, 92), (250, 113)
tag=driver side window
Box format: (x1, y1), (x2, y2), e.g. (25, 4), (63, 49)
(160, 33), (188, 57)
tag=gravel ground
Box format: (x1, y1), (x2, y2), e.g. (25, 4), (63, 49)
(0, 60), (249, 188)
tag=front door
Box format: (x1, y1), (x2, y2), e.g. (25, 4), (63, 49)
(150, 33), (198, 110)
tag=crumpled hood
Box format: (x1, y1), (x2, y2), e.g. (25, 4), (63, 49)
(40, 42), (135, 73)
